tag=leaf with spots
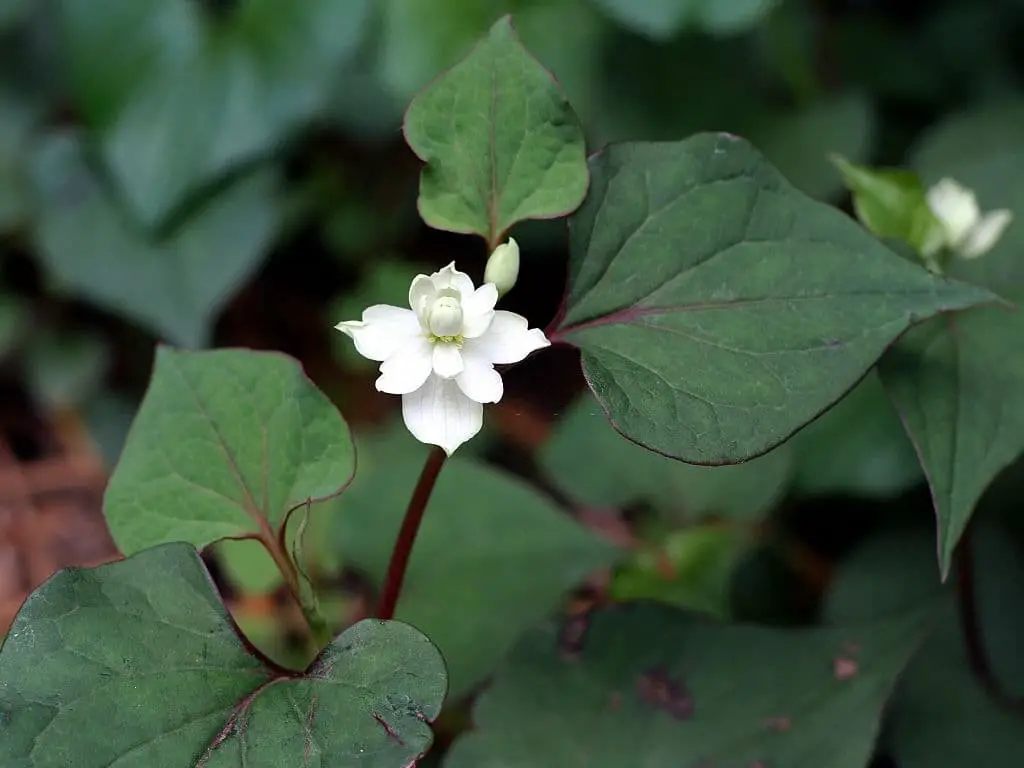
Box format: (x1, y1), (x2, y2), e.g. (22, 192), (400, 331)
(0, 543), (447, 767)
(445, 601), (928, 767)
(103, 347), (356, 556)
(403, 15), (589, 247)
(550, 135), (994, 464)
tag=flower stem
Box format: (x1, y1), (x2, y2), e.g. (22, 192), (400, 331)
(377, 446), (448, 621)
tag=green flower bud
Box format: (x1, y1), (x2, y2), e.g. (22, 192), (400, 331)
(484, 238), (520, 297)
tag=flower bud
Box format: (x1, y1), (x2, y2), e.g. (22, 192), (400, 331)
(484, 238), (520, 297)
(428, 295), (464, 337)
(959, 209), (1013, 259)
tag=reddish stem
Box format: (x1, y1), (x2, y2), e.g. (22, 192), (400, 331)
(376, 446), (448, 620)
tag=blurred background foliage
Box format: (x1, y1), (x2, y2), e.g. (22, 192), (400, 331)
(2, 0), (1024, 763)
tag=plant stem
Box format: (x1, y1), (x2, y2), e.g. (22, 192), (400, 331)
(262, 528), (330, 652)
(953, 529), (1024, 711)
(377, 446), (448, 620)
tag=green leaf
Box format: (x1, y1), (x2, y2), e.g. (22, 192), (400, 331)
(0, 543), (446, 767)
(551, 135), (994, 464)
(332, 455), (620, 698)
(825, 525), (1024, 766)
(880, 310), (1024, 575)
(445, 601), (927, 767)
(790, 373), (922, 499)
(30, 131), (281, 347)
(215, 538), (283, 595)
(403, 15), (588, 245)
(877, 105), (1024, 575)
(0, 0), (27, 30)
(750, 94), (876, 201)
(60, 0), (372, 226)
(830, 156), (943, 257)
(103, 347), (356, 556)
(541, 392), (792, 520)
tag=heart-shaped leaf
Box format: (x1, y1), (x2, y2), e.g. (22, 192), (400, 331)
(59, 0), (371, 226)
(333, 453), (620, 699)
(103, 347), (356, 556)
(0, 543), (446, 767)
(550, 135), (994, 464)
(404, 15), (588, 246)
(445, 601), (928, 767)
(30, 131), (281, 348)
(878, 104), (1024, 575)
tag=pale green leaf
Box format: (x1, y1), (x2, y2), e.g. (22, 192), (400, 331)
(103, 347), (356, 556)
(404, 15), (588, 245)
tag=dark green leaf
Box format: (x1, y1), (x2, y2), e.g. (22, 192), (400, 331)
(30, 132), (281, 347)
(541, 392), (792, 520)
(445, 601), (927, 767)
(880, 310), (1024, 575)
(404, 15), (588, 245)
(825, 525), (1024, 767)
(333, 455), (620, 698)
(878, 106), (1024, 575)
(551, 135), (994, 464)
(0, 543), (446, 767)
(790, 373), (922, 499)
(103, 347), (356, 556)
(60, 0), (371, 226)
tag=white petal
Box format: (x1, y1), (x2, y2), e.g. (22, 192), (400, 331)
(402, 376), (483, 455)
(408, 274), (436, 324)
(334, 305), (420, 362)
(959, 209), (1013, 259)
(465, 310), (551, 365)
(926, 178), (980, 246)
(461, 283), (498, 338)
(431, 262), (475, 298)
(375, 337), (433, 394)
(432, 343), (464, 379)
(456, 354), (503, 404)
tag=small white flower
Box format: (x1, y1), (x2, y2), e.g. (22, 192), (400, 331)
(926, 178), (1012, 259)
(335, 262), (550, 455)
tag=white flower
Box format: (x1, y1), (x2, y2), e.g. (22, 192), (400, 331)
(335, 262), (550, 454)
(484, 238), (520, 297)
(926, 178), (1013, 259)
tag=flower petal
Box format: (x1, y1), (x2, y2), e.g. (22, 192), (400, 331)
(926, 178), (980, 246)
(461, 283), (498, 338)
(960, 209), (1013, 259)
(432, 343), (464, 379)
(335, 305), (420, 361)
(431, 261), (475, 298)
(375, 337), (433, 394)
(402, 376), (483, 455)
(465, 310), (551, 365)
(456, 353), (503, 404)
(409, 274), (436, 324)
